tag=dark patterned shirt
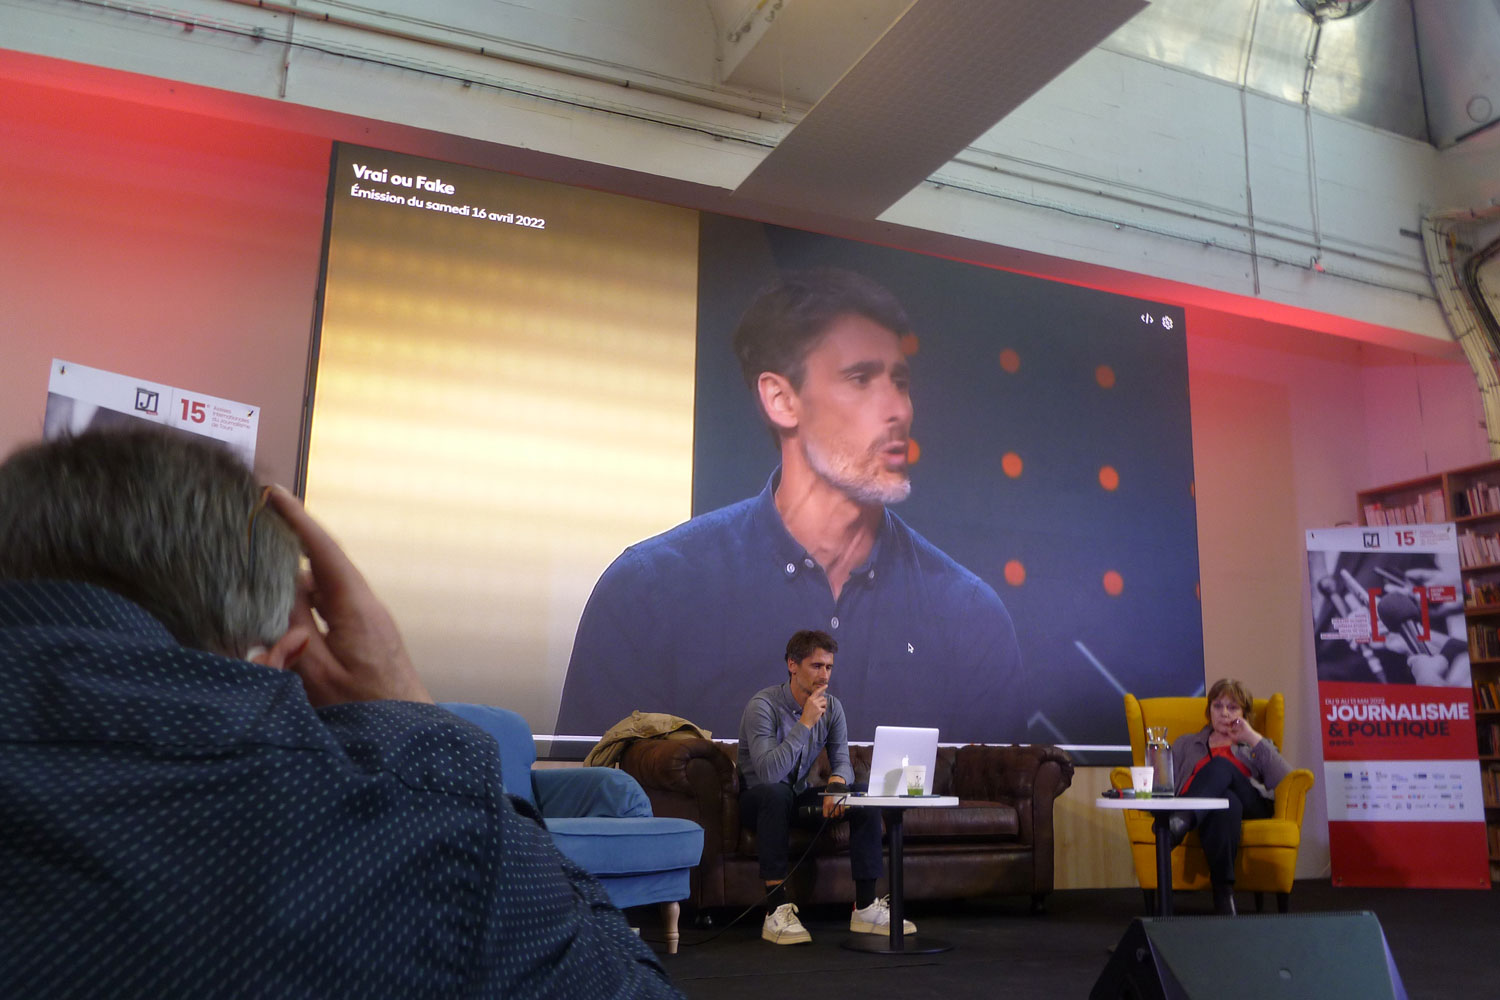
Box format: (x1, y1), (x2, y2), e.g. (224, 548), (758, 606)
(0, 580), (680, 999)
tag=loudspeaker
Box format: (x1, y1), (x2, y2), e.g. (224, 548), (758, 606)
(1090, 912), (1407, 1000)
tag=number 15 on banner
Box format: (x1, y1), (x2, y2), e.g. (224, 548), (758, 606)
(163, 389), (260, 468)
(176, 397), (208, 425)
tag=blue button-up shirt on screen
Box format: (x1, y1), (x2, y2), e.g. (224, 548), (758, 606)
(556, 473), (1024, 743)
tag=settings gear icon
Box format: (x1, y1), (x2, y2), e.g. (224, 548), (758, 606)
(1160, 315), (1174, 331)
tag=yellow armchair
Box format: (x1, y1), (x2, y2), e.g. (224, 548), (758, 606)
(1110, 692), (1315, 913)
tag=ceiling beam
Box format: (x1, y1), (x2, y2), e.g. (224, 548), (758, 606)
(732, 0), (1148, 218)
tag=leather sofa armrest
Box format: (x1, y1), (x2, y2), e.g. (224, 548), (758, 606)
(620, 737), (733, 795)
(950, 744), (1073, 895)
(951, 744), (1074, 845)
(619, 737), (740, 854)
(953, 744), (1075, 800)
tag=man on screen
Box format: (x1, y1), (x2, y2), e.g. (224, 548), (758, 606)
(556, 267), (1023, 742)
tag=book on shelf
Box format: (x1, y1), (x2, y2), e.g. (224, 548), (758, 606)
(1459, 529), (1500, 568)
(1469, 622), (1500, 660)
(1484, 764), (1500, 806)
(1456, 482), (1500, 519)
(1464, 578), (1500, 606)
(1481, 722), (1500, 757)
(1363, 488), (1446, 526)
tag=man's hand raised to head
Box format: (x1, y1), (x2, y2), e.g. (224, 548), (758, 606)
(261, 486), (432, 707)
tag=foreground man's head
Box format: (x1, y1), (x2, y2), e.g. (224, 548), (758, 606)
(0, 428), (299, 658)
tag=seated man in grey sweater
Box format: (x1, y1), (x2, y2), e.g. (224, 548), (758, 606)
(737, 629), (915, 944)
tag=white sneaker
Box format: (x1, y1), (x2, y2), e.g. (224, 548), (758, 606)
(850, 896), (916, 935)
(762, 902), (812, 945)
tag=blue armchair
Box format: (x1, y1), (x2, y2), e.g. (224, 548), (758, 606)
(440, 703), (703, 952)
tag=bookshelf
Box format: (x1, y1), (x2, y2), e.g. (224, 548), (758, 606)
(1360, 458), (1500, 874)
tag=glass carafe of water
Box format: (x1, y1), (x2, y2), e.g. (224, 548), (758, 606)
(1144, 726), (1174, 793)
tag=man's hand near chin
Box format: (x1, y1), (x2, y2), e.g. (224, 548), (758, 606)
(823, 777), (848, 819)
(253, 485), (433, 707)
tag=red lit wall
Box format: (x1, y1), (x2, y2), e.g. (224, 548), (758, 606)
(0, 76), (329, 485)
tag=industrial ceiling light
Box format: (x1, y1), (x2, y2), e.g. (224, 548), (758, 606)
(1293, 0), (1376, 21)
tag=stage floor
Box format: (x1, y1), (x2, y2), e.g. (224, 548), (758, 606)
(640, 880), (1500, 1000)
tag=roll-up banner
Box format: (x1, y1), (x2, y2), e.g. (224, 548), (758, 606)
(44, 359), (260, 467)
(1306, 524), (1489, 888)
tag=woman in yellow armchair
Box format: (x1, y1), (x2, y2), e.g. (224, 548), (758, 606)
(1168, 678), (1293, 915)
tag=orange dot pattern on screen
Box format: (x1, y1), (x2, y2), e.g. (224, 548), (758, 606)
(989, 361), (1148, 619)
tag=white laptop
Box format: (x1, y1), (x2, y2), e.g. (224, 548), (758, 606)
(866, 725), (940, 796)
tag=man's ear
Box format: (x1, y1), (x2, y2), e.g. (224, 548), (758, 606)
(756, 372), (800, 433)
(246, 625), (313, 670)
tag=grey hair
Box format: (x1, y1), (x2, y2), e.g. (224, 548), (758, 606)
(0, 428), (300, 656)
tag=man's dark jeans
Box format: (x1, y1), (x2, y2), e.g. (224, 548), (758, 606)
(739, 781), (883, 883)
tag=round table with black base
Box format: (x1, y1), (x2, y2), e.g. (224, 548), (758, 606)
(826, 794), (958, 955)
(1094, 795), (1229, 917)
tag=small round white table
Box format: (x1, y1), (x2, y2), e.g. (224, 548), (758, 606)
(1095, 795), (1228, 916)
(826, 793), (958, 954)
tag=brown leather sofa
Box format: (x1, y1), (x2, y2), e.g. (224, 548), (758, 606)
(617, 739), (1074, 913)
